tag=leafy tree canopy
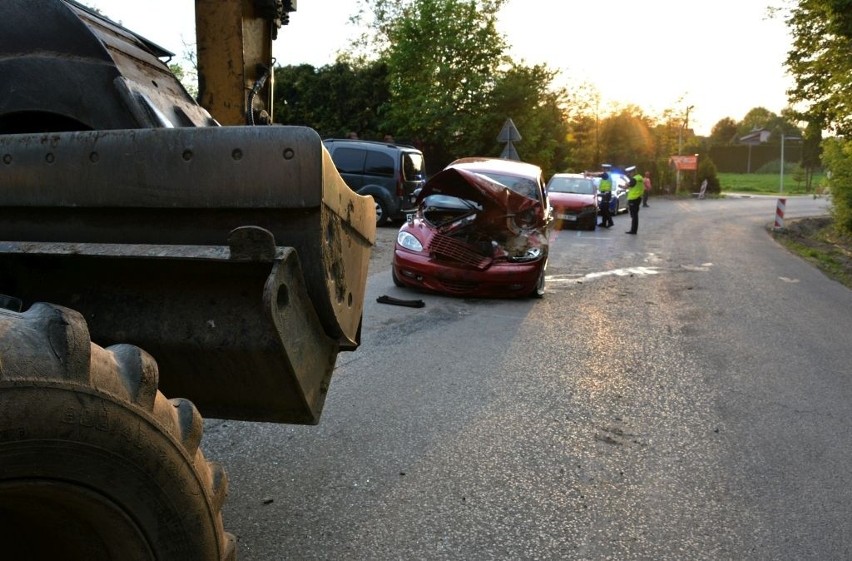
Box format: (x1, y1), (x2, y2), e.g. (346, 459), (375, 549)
(598, 109), (654, 169)
(785, 0), (852, 135)
(784, 0), (852, 234)
(269, 1), (835, 182)
(342, 0), (573, 176)
(356, 0), (508, 161)
(486, 63), (572, 177)
(738, 107), (777, 136)
(709, 117), (738, 145)
(273, 59), (390, 139)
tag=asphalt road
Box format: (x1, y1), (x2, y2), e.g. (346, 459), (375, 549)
(203, 194), (852, 560)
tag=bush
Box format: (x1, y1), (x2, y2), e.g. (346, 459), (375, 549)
(697, 157), (721, 195)
(821, 137), (852, 236)
(755, 159), (799, 175)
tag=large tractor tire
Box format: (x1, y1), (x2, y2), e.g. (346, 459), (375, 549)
(0, 301), (235, 561)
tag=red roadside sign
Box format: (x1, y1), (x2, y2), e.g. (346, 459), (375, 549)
(670, 155), (698, 170)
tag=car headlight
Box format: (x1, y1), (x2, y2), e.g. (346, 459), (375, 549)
(397, 230), (423, 252)
(524, 246), (542, 259)
(509, 246), (543, 262)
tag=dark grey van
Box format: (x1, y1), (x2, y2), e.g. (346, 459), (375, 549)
(323, 139), (426, 225)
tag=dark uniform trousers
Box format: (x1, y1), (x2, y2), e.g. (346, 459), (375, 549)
(627, 198), (640, 233)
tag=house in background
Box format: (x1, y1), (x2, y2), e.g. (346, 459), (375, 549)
(739, 128), (772, 173)
(739, 128), (772, 144)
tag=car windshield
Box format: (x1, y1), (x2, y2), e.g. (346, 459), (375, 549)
(548, 177), (595, 195)
(472, 171), (539, 199)
(422, 193), (482, 212)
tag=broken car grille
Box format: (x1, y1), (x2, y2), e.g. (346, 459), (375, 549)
(429, 233), (492, 270)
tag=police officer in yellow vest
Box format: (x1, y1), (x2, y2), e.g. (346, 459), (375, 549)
(625, 171), (644, 234)
(597, 172), (614, 228)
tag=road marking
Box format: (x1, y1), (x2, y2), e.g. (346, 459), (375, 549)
(680, 263), (714, 272)
(550, 231), (611, 241)
(548, 266), (661, 284)
(548, 262), (713, 285)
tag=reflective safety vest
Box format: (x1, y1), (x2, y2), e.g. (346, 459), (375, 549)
(628, 174), (644, 200)
(599, 178), (612, 193)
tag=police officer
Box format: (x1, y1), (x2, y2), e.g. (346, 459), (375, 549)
(625, 171), (644, 234)
(598, 172), (614, 228)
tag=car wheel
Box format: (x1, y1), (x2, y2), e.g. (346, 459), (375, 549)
(371, 195), (389, 225)
(359, 187), (394, 226)
(529, 266), (545, 298)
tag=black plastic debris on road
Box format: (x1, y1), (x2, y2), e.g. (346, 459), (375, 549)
(377, 295), (425, 308)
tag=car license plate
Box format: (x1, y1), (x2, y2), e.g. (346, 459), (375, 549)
(558, 214), (577, 221)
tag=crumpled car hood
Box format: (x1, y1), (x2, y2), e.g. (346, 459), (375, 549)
(416, 167), (542, 217)
(413, 167), (547, 267)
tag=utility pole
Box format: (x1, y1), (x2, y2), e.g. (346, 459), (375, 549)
(780, 133), (786, 193)
(676, 105), (693, 194)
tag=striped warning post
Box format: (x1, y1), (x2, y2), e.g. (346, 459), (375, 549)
(774, 198), (786, 229)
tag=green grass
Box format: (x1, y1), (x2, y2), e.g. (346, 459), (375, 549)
(719, 172), (826, 195)
(770, 217), (852, 290)
(773, 234), (852, 290)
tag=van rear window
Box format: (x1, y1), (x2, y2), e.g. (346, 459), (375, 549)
(331, 148), (366, 174)
(364, 151), (394, 177)
(403, 153), (425, 181)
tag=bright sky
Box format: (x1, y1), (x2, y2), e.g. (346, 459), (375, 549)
(86, 0), (794, 136)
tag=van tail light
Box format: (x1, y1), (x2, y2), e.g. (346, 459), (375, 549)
(396, 168), (405, 197)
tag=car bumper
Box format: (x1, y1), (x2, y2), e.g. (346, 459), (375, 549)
(393, 248), (544, 298)
(554, 207), (596, 224)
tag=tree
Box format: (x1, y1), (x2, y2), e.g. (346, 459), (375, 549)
(737, 107), (776, 137)
(709, 117), (738, 146)
(785, 0), (851, 233)
(486, 63), (571, 177)
(565, 113), (599, 173)
(346, 0), (591, 175)
(354, 0), (509, 168)
(822, 138), (852, 234)
(169, 62), (198, 100)
(785, 0), (852, 136)
(273, 59), (390, 138)
(598, 108), (655, 169)
(561, 82), (602, 173)
(273, 63), (321, 127)
(800, 116), (823, 192)
(649, 109), (685, 192)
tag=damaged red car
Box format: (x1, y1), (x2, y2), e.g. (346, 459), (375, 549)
(392, 157), (551, 298)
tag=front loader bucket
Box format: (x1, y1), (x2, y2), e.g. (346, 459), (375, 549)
(0, 126), (375, 423)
